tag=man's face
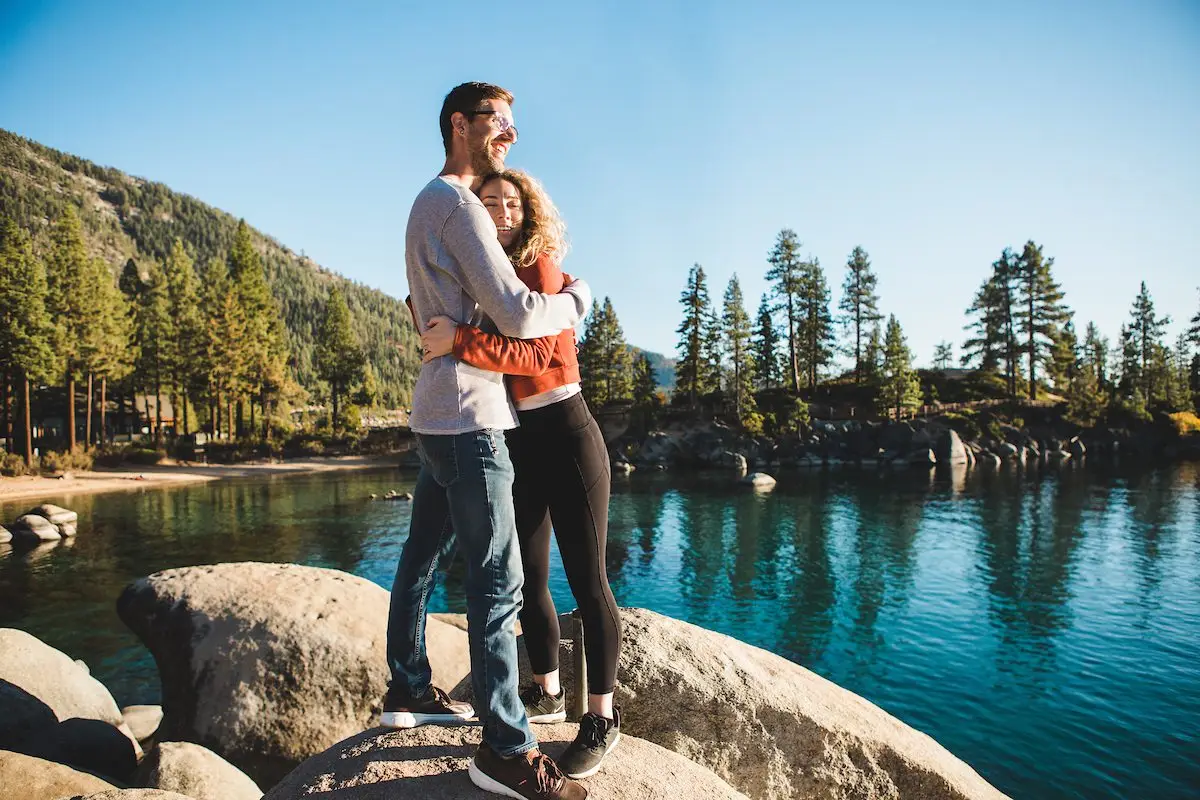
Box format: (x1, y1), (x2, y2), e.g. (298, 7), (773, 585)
(462, 99), (516, 174)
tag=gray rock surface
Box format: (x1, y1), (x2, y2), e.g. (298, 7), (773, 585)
(936, 428), (970, 466)
(611, 608), (1010, 800)
(740, 472), (776, 489)
(122, 704), (163, 743)
(9, 514), (61, 543)
(0, 524), (10, 543)
(135, 741), (261, 800)
(262, 723), (746, 800)
(0, 750), (116, 799)
(117, 562), (469, 787)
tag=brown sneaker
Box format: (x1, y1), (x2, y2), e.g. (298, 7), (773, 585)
(469, 743), (588, 799)
(379, 684), (473, 728)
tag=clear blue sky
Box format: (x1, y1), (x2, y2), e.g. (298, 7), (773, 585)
(2, 1), (1198, 365)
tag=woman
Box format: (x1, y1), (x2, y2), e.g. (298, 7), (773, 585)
(420, 169), (621, 779)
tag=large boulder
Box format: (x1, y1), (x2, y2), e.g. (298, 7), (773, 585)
(262, 723), (747, 800)
(935, 429), (970, 466)
(0, 750), (116, 799)
(9, 514), (60, 544)
(0, 524), (11, 543)
(122, 705), (163, 744)
(135, 741), (261, 800)
(116, 562), (469, 786)
(611, 609), (1009, 800)
(25, 504), (78, 537)
(0, 628), (141, 780)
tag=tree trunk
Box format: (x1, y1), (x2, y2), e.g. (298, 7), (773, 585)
(332, 385), (340, 430)
(249, 399), (256, 438)
(23, 374), (34, 467)
(155, 378), (163, 447)
(227, 400), (234, 442)
(2, 371), (10, 455)
(261, 392), (270, 440)
(236, 400), (244, 439)
(67, 373), (76, 451)
(100, 377), (107, 446)
(1028, 292), (1037, 400)
(787, 296), (799, 393)
(86, 373), (94, 447)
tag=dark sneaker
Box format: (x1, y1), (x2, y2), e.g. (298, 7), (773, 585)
(558, 709), (620, 779)
(469, 743), (587, 799)
(521, 683), (567, 723)
(379, 685), (473, 728)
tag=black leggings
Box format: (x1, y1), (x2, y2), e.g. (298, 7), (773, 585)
(505, 391), (621, 695)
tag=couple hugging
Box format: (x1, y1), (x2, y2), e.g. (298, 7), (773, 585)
(381, 81), (621, 800)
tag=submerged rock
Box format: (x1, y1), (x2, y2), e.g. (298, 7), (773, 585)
(0, 524), (10, 543)
(117, 562), (469, 787)
(740, 472), (776, 489)
(262, 723), (746, 800)
(26, 504), (79, 537)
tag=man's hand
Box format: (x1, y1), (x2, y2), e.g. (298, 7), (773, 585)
(421, 316), (459, 363)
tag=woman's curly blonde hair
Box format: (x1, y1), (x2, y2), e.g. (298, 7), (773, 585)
(477, 169), (569, 269)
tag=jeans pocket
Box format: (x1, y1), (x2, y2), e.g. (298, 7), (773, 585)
(416, 433), (459, 486)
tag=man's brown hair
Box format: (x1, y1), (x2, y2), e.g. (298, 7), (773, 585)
(439, 82), (514, 155)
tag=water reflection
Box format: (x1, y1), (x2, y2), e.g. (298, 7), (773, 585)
(2, 463), (1199, 800)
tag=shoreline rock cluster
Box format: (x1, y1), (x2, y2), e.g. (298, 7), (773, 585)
(3, 504), (79, 545)
(2, 561), (1011, 799)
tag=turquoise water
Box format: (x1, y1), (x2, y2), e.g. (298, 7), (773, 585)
(2, 462), (1198, 799)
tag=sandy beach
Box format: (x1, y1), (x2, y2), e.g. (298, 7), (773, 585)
(0, 454), (403, 505)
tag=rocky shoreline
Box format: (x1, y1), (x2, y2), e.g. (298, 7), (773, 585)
(611, 413), (1200, 477)
(0, 561), (1011, 799)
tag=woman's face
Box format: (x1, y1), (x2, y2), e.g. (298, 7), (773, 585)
(480, 178), (524, 253)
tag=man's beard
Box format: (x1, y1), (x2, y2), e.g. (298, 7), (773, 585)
(470, 137), (504, 175)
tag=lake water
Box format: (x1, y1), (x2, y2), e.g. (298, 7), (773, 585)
(2, 462), (1198, 800)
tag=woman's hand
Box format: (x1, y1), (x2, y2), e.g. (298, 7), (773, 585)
(421, 316), (459, 363)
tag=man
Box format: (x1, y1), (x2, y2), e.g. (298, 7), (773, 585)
(383, 82), (589, 800)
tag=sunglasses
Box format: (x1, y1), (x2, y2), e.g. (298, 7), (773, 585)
(468, 109), (518, 143)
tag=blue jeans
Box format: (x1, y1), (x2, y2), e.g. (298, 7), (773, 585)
(386, 428), (536, 757)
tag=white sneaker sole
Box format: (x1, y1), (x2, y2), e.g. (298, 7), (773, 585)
(380, 708), (474, 728)
(527, 710), (567, 724)
(564, 731), (620, 779)
(469, 758), (529, 799)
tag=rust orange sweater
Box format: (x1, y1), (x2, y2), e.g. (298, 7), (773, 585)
(452, 252), (581, 401)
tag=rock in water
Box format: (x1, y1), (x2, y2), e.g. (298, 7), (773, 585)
(134, 741), (262, 800)
(740, 472), (776, 489)
(263, 723), (746, 799)
(26, 503), (79, 537)
(0, 750), (116, 798)
(9, 514), (61, 543)
(0, 524), (10, 543)
(935, 428), (970, 466)
(116, 562), (469, 787)
(0, 628), (141, 781)
(611, 608), (1010, 800)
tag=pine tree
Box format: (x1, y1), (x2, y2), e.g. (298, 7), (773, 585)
(839, 246), (882, 384)
(315, 286), (366, 428)
(1082, 322), (1110, 393)
(1188, 288), (1200, 346)
(1015, 241), (1069, 399)
(877, 315), (921, 421)
(932, 341), (954, 371)
(85, 258), (134, 445)
(752, 293), (780, 390)
(1046, 319), (1078, 396)
(862, 322), (883, 385)
(962, 248), (1020, 397)
(1167, 333), (1193, 413)
(632, 353), (658, 410)
(43, 206), (95, 449)
(201, 258), (249, 437)
(133, 261), (174, 444)
(766, 230), (804, 391)
(675, 264), (718, 407)
(163, 240), (204, 436)
(797, 257), (835, 389)
(721, 275), (754, 421)
(229, 220), (287, 436)
(0, 219), (54, 465)
(579, 298), (633, 405)
(1123, 282), (1171, 407)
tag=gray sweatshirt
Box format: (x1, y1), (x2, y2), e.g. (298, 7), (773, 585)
(405, 176), (591, 435)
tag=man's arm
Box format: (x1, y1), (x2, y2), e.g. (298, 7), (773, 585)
(442, 202), (590, 338)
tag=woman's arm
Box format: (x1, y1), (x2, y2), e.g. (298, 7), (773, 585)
(421, 316), (558, 376)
